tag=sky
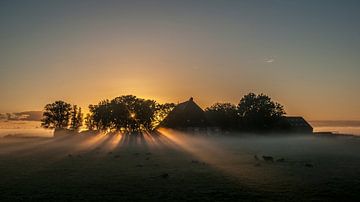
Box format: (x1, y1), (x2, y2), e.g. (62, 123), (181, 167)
(0, 0), (359, 120)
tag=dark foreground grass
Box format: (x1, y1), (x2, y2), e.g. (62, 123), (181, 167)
(0, 133), (359, 201)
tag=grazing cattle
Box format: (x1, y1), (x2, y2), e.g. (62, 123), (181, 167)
(305, 163), (314, 168)
(262, 156), (274, 162)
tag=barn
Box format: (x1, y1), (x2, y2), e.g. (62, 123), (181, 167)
(159, 98), (313, 134)
(282, 116), (313, 133)
(159, 97), (209, 132)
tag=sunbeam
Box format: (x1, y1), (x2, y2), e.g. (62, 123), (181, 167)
(105, 134), (123, 151)
(77, 133), (110, 152)
(157, 128), (283, 185)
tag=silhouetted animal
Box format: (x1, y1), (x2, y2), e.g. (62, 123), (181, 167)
(305, 163), (314, 168)
(254, 155), (259, 161)
(160, 173), (169, 179)
(262, 156), (274, 162)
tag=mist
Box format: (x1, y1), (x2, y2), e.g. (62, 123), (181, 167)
(0, 120), (52, 138)
(1, 131), (359, 200)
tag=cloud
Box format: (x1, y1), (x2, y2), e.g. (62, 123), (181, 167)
(265, 58), (275, 63)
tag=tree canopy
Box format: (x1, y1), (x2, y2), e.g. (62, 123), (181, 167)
(238, 93), (285, 131)
(84, 95), (174, 134)
(69, 105), (83, 131)
(205, 103), (239, 131)
(41, 101), (72, 129)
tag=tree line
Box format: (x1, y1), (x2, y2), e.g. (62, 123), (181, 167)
(41, 95), (175, 134)
(41, 93), (286, 134)
(205, 93), (285, 131)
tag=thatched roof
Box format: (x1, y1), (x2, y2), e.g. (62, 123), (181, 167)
(159, 97), (208, 128)
(283, 116), (313, 133)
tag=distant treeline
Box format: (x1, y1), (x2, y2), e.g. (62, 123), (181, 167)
(41, 93), (286, 134)
(0, 111), (43, 121)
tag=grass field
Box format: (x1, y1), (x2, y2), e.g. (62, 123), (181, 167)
(0, 131), (360, 201)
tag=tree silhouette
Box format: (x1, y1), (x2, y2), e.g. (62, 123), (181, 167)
(69, 105), (83, 131)
(41, 101), (72, 129)
(153, 103), (176, 129)
(238, 93), (285, 131)
(88, 100), (112, 131)
(77, 107), (83, 128)
(205, 103), (239, 130)
(43, 93), (289, 134)
(109, 98), (129, 131)
(86, 95), (162, 134)
(110, 95), (157, 133)
(85, 112), (96, 131)
(133, 98), (157, 131)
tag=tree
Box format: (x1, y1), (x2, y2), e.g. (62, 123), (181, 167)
(85, 95), (165, 134)
(133, 99), (157, 131)
(77, 107), (83, 128)
(41, 101), (72, 129)
(85, 113), (96, 130)
(237, 93), (285, 131)
(205, 103), (239, 130)
(109, 98), (131, 131)
(153, 103), (176, 129)
(69, 105), (83, 131)
(110, 95), (158, 133)
(88, 100), (112, 131)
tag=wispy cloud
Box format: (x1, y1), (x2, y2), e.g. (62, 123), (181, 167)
(265, 58), (275, 63)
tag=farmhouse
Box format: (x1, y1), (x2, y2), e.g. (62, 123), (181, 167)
(282, 116), (313, 133)
(159, 97), (210, 132)
(159, 98), (313, 134)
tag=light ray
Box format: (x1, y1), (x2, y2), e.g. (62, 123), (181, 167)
(104, 133), (123, 151)
(77, 133), (110, 152)
(157, 128), (279, 182)
(142, 131), (159, 147)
